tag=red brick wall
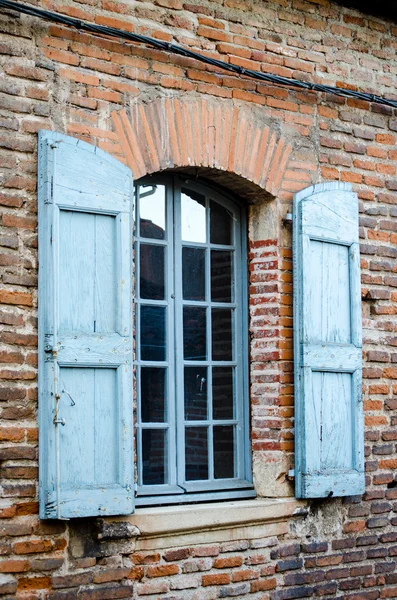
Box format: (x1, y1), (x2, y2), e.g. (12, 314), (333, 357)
(1, 0), (397, 597)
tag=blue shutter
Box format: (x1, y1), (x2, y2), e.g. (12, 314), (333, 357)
(293, 182), (364, 498)
(38, 131), (134, 518)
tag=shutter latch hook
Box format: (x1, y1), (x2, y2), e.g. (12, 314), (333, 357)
(62, 389), (75, 407)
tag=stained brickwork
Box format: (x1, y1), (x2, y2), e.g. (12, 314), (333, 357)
(1, 0), (397, 597)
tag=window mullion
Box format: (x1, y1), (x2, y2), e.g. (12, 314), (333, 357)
(206, 196), (214, 483)
(174, 182), (186, 489)
(167, 182), (178, 489)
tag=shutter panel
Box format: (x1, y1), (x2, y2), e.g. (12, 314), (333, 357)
(293, 182), (364, 498)
(38, 131), (134, 518)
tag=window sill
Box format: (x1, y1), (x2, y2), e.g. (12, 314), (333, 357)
(107, 498), (308, 550)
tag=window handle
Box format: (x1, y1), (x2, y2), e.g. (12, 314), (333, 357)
(196, 375), (206, 393)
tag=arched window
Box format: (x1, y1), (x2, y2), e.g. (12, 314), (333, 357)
(135, 176), (253, 504)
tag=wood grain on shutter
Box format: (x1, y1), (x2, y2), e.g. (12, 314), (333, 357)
(38, 130), (134, 519)
(293, 182), (364, 499)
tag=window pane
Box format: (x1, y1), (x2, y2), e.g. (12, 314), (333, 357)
(214, 426), (234, 479)
(210, 200), (232, 245)
(140, 185), (166, 240)
(184, 366), (207, 420)
(141, 305), (166, 361)
(213, 367), (234, 420)
(136, 179), (245, 497)
(181, 188), (206, 243)
(212, 309), (233, 361)
(142, 429), (167, 485)
(185, 427), (208, 481)
(141, 367), (166, 423)
(211, 250), (233, 303)
(140, 244), (165, 300)
(183, 307), (207, 360)
(183, 247), (206, 301)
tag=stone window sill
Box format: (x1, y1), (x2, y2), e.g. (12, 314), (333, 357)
(106, 498), (308, 550)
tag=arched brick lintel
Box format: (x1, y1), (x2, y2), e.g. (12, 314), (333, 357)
(111, 97), (297, 198)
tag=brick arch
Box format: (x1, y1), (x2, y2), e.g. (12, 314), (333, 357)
(111, 97), (298, 198)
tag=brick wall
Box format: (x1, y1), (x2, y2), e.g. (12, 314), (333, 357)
(1, 0), (397, 597)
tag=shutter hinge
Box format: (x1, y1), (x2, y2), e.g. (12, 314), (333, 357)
(44, 344), (59, 361)
(44, 334), (54, 360)
(44, 337), (61, 362)
(287, 469), (295, 481)
(45, 176), (54, 204)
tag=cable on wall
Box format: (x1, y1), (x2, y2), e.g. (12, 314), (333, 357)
(1, 0), (397, 110)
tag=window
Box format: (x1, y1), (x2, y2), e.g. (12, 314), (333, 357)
(135, 177), (253, 504)
(38, 131), (364, 520)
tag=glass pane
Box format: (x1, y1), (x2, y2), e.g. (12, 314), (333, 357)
(211, 250), (233, 303)
(141, 305), (166, 361)
(214, 426), (234, 479)
(140, 185), (166, 240)
(183, 307), (207, 360)
(212, 309), (233, 361)
(181, 188), (206, 243)
(142, 429), (167, 485)
(213, 367), (234, 420)
(184, 366), (207, 421)
(210, 200), (232, 245)
(141, 367), (166, 423)
(140, 244), (165, 300)
(185, 427), (208, 481)
(183, 247), (206, 301)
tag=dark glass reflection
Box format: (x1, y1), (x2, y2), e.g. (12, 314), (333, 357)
(214, 426), (234, 479)
(210, 200), (232, 245)
(183, 307), (207, 360)
(140, 244), (165, 300)
(183, 247), (206, 301)
(139, 185), (166, 240)
(142, 429), (167, 485)
(213, 367), (234, 419)
(211, 250), (233, 303)
(184, 367), (207, 420)
(141, 306), (166, 361)
(212, 309), (233, 361)
(185, 427), (208, 481)
(141, 367), (166, 423)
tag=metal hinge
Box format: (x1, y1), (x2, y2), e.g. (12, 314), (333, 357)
(44, 342), (59, 361)
(45, 176), (54, 204)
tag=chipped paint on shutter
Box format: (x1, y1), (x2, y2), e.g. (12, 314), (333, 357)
(38, 130), (134, 518)
(293, 182), (364, 499)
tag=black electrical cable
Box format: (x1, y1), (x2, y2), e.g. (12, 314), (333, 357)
(1, 0), (397, 110)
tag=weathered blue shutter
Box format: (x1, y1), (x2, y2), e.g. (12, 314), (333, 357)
(293, 182), (364, 498)
(38, 131), (134, 518)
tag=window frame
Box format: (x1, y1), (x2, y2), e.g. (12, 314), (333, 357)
(134, 175), (254, 506)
